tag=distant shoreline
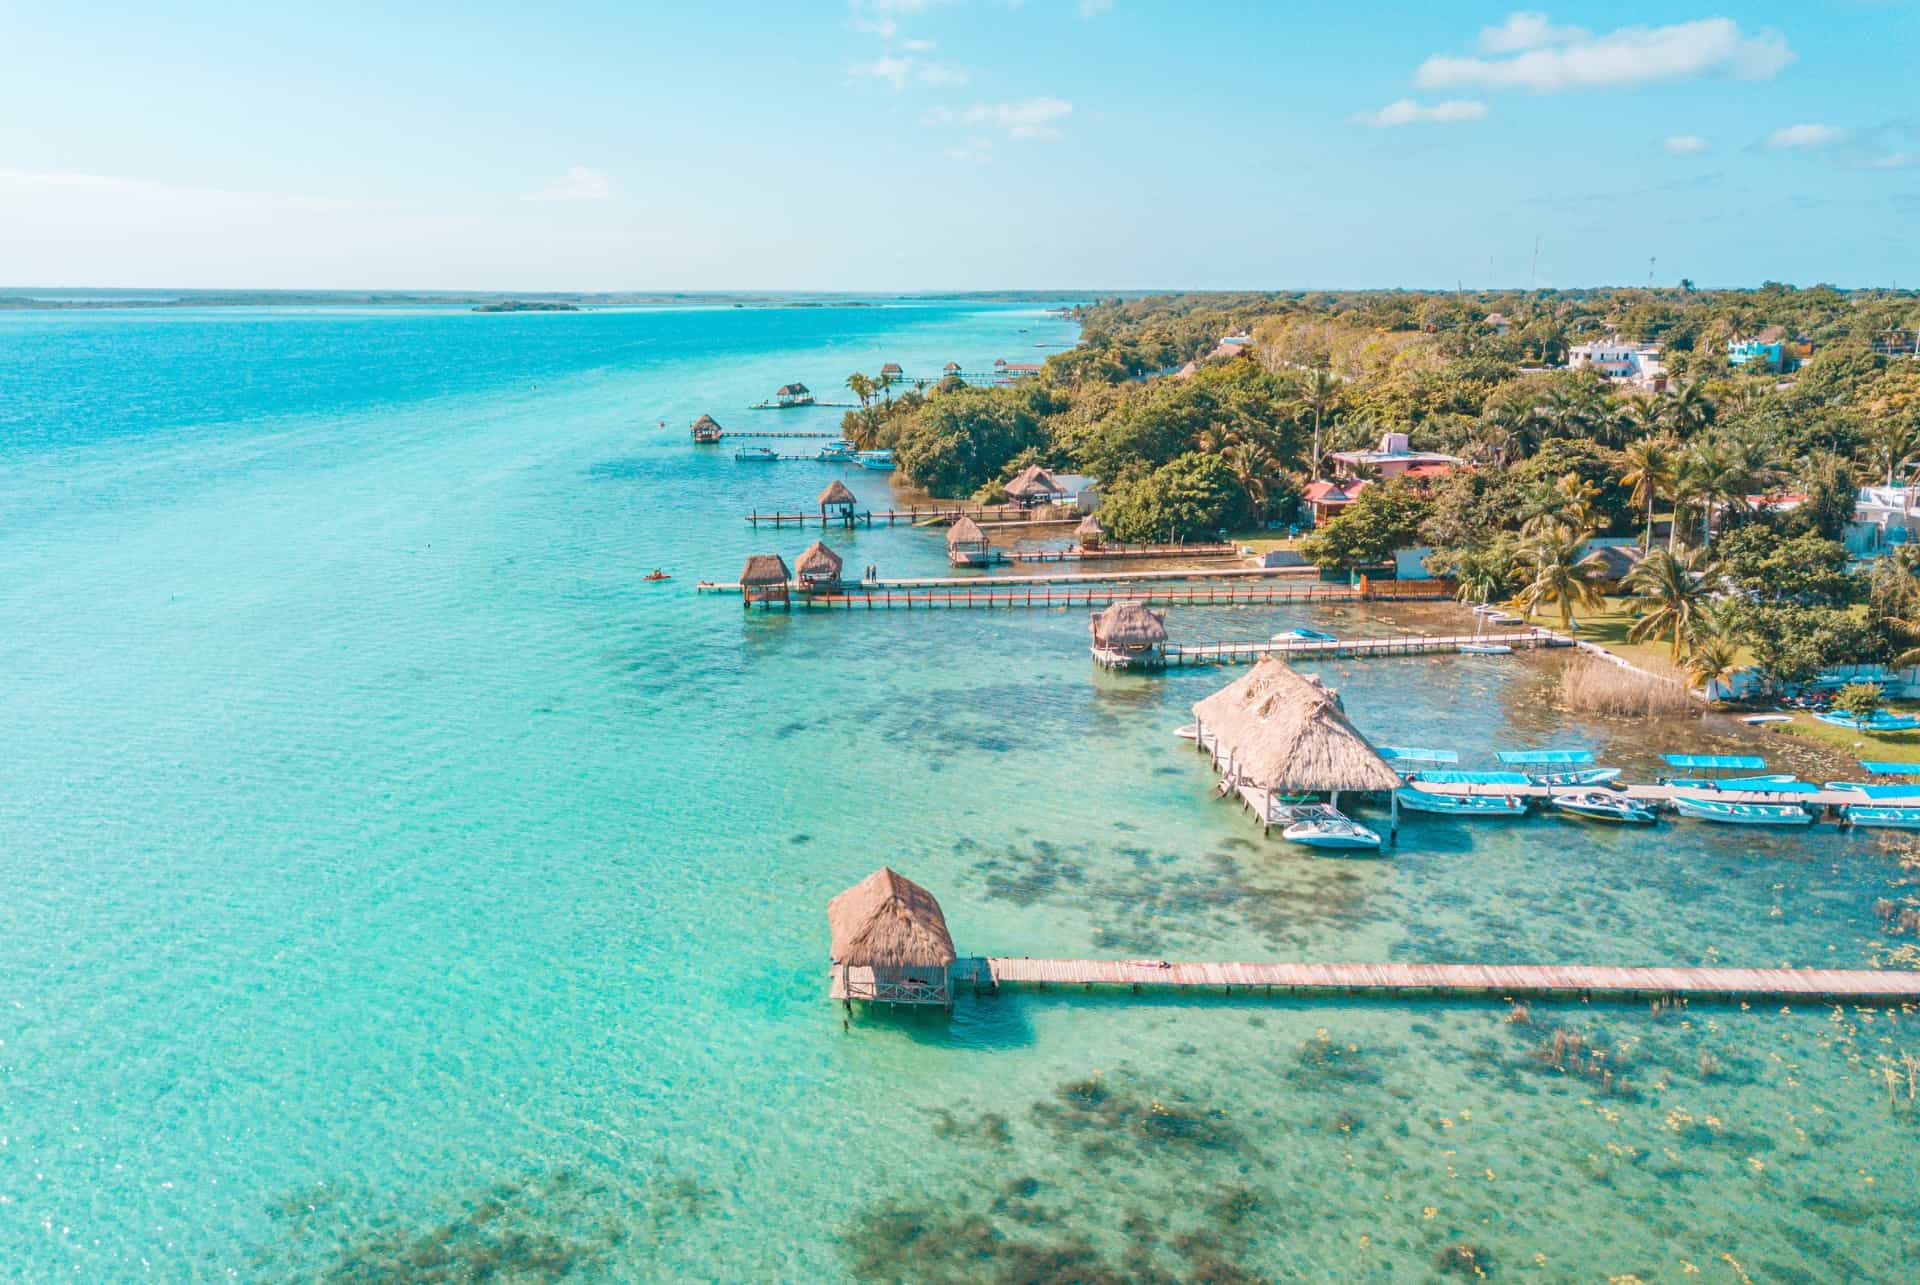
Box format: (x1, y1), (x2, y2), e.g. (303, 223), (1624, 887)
(0, 290), (1099, 312)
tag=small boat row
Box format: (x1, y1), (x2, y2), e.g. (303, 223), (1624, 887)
(1380, 747), (1620, 788)
(1397, 785), (1655, 824)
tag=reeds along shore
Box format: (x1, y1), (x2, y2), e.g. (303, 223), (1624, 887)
(1559, 654), (1696, 718)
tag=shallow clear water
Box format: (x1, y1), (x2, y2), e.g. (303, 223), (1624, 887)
(1, 302), (1917, 1281)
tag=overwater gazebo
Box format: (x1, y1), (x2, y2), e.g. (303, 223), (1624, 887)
(1191, 657), (1403, 834)
(1076, 513), (1106, 551)
(946, 515), (992, 566)
(739, 552), (792, 610)
(794, 540), (844, 593)
(1089, 602), (1167, 670)
(691, 413), (723, 443)
(1005, 464), (1066, 509)
(818, 479), (858, 527)
(776, 382), (814, 407)
(828, 867), (957, 1008)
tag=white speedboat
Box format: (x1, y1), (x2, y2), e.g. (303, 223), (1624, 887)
(817, 439), (855, 461)
(1548, 789), (1657, 824)
(1671, 795), (1812, 825)
(1396, 789), (1526, 817)
(1457, 642), (1512, 655)
(1280, 805), (1382, 850)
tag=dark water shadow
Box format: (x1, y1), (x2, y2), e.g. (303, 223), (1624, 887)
(840, 986), (1037, 1050)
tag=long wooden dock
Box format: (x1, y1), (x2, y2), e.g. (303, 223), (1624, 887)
(946, 957), (1920, 1004)
(745, 584), (1401, 611)
(1166, 629), (1562, 665)
(702, 565), (1316, 592)
(1012, 543), (1239, 564)
(747, 505), (990, 528)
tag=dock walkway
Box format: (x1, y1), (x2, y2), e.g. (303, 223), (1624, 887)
(1166, 629), (1562, 665)
(735, 584), (1396, 611)
(701, 565), (1309, 592)
(948, 957), (1920, 1003)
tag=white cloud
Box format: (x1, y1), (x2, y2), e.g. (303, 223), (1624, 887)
(944, 138), (995, 163)
(1078, 0), (1114, 16)
(900, 37), (936, 51)
(1767, 122), (1845, 149)
(1664, 134), (1710, 155)
(1416, 18), (1792, 93)
(851, 55), (914, 89)
(1353, 98), (1488, 128)
(1479, 11), (1589, 53)
(850, 55), (969, 89)
(523, 166), (609, 202)
(927, 96), (1074, 139)
(1870, 152), (1914, 169)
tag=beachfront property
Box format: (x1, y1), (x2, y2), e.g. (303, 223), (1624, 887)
(1004, 464), (1068, 509)
(1303, 477), (1369, 525)
(817, 479), (858, 526)
(1327, 431), (1462, 482)
(1190, 657), (1405, 838)
(1567, 335), (1667, 391)
(1871, 330), (1920, 359)
(1849, 485), (1920, 555)
(1000, 361), (1044, 379)
(1088, 601), (1168, 670)
(794, 540), (844, 593)
(774, 382), (814, 407)
(828, 867), (956, 1007)
(945, 514), (994, 566)
(738, 552), (792, 609)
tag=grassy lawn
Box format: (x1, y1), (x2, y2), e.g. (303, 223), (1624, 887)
(1772, 700), (1920, 765)
(1517, 595), (1758, 679)
(1224, 530), (1305, 555)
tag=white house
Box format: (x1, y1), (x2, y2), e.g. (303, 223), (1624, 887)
(1567, 336), (1666, 392)
(1328, 432), (1462, 481)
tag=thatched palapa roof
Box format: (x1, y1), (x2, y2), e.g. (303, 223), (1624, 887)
(1076, 513), (1105, 538)
(778, 382), (810, 396)
(1090, 602), (1166, 647)
(1005, 464), (1064, 500)
(818, 479), (857, 508)
(880, 362), (903, 375)
(828, 867), (956, 968)
(947, 515), (987, 549)
(692, 413), (720, 429)
(739, 553), (791, 586)
(1192, 657), (1401, 793)
(795, 540), (843, 580)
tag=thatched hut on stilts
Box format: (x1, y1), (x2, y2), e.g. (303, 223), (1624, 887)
(1190, 657), (1403, 838)
(794, 540), (844, 594)
(828, 867), (957, 1008)
(739, 553), (792, 610)
(818, 479), (858, 527)
(1088, 602), (1168, 670)
(946, 515), (993, 566)
(1075, 513), (1106, 551)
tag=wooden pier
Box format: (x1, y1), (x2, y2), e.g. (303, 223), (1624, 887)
(1011, 543), (1239, 564)
(727, 583), (1402, 611)
(747, 505), (989, 528)
(720, 431), (840, 439)
(704, 565), (1317, 591)
(1165, 629), (1563, 666)
(945, 957), (1920, 1005)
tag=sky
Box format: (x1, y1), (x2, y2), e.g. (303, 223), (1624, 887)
(1, 1), (1916, 291)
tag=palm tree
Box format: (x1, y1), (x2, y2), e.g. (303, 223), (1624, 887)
(1667, 379), (1715, 438)
(1296, 367), (1341, 479)
(1620, 434), (1678, 551)
(1454, 540), (1517, 606)
(1221, 442), (1279, 518)
(1515, 526), (1610, 633)
(846, 372), (875, 413)
(1683, 635), (1742, 694)
(1859, 419), (1920, 488)
(1623, 549), (1705, 661)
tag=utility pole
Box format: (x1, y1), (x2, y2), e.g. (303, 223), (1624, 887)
(1648, 256), (1657, 287)
(1528, 237), (1541, 292)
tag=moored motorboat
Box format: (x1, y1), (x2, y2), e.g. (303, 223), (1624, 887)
(1670, 795), (1812, 825)
(1846, 804), (1920, 830)
(1525, 766), (1621, 787)
(817, 439), (856, 460)
(1281, 627), (1337, 642)
(1548, 789), (1656, 824)
(1395, 788), (1527, 817)
(855, 450), (896, 471)
(1279, 805), (1382, 850)
(734, 446), (780, 462)
(1457, 643), (1512, 655)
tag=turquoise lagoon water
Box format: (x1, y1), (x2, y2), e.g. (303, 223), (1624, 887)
(1, 302), (1917, 1281)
